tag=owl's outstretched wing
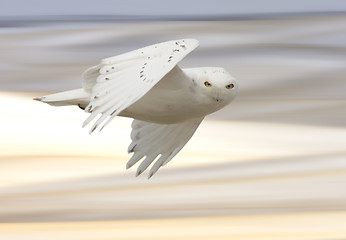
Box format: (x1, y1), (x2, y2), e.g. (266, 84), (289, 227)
(81, 39), (199, 133)
(127, 117), (204, 178)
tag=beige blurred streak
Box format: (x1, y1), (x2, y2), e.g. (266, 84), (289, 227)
(1, 213), (346, 240)
(1, 13), (346, 239)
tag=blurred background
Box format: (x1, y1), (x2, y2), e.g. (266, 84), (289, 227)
(1, 0), (346, 239)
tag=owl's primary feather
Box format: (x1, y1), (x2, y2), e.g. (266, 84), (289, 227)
(34, 39), (238, 178)
(127, 118), (203, 178)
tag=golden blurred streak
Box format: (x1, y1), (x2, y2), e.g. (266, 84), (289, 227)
(3, 167), (346, 199)
(0, 212), (345, 240)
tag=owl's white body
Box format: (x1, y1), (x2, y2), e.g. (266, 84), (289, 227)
(34, 39), (238, 178)
(122, 66), (236, 124)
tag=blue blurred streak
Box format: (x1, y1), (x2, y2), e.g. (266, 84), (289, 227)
(1, 0), (346, 17)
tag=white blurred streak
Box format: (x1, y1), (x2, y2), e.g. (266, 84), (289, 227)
(1, 91), (345, 187)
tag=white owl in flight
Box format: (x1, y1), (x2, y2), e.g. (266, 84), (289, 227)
(34, 39), (238, 178)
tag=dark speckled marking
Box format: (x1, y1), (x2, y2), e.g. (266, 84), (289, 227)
(78, 104), (85, 110)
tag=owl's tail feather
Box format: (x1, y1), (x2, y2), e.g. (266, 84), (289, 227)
(34, 88), (90, 110)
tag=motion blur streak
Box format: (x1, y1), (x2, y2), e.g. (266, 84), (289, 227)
(1, 12), (346, 239)
(1, 213), (346, 240)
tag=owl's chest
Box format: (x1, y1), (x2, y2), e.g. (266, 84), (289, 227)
(120, 89), (197, 123)
(120, 81), (215, 123)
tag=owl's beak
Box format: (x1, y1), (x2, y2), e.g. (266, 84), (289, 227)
(213, 93), (222, 102)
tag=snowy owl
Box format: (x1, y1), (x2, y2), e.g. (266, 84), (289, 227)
(34, 39), (238, 178)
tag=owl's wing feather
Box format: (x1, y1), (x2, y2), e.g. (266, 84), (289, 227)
(81, 39), (199, 133)
(127, 117), (204, 178)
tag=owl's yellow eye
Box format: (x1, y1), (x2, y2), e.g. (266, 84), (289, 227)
(226, 83), (234, 89)
(204, 81), (212, 87)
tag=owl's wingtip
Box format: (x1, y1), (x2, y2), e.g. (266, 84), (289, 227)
(183, 38), (199, 46)
(148, 172), (154, 179)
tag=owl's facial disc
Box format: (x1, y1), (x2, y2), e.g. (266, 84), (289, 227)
(201, 68), (237, 104)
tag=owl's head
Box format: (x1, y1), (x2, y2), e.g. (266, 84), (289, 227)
(190, 67), (238, 108)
